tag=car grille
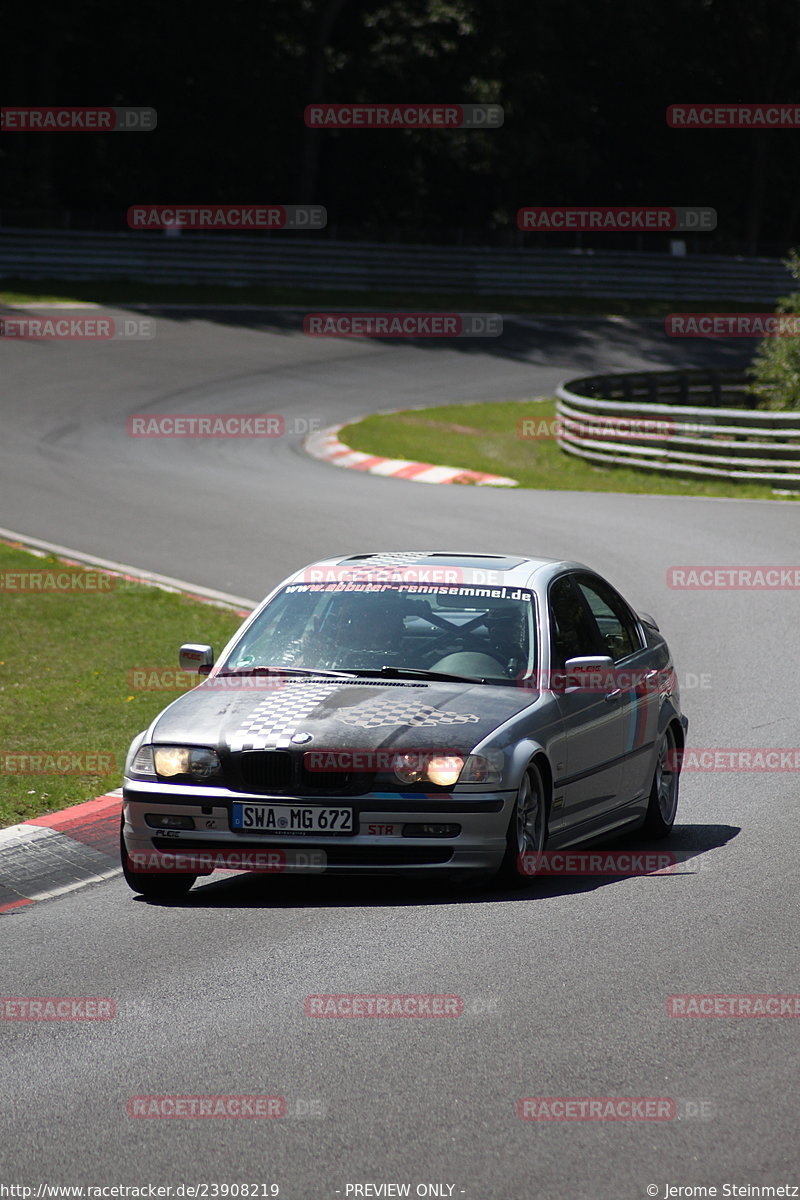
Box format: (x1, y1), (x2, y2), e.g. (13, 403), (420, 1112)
(299, 766), (353, 791)
(228, 750), (373, 795)
(237, 751), (293, 792)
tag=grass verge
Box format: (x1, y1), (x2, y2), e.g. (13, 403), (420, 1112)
(0, 277), (778, 317)
(340, 399), (800, 501)
(0, 542), (245, 828)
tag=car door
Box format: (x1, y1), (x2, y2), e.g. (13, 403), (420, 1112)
(547, 573), (628, 831)
(572, 572), (657, 809)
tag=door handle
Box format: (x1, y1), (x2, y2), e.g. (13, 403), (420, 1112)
(604, 689), (622, 702)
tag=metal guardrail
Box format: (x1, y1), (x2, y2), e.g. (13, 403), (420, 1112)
(0, 229), (795, 300)
(555, 369), (800, 490)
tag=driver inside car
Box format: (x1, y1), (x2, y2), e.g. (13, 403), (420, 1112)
(329, 593), (409, 666)
(484, 609), (529, 675)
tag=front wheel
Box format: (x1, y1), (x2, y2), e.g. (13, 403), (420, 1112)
(496, 762), (548, 887)
(120, 817), (197, 899)
(643, 725), (681, 838)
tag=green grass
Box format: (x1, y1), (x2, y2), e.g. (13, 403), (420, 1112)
(340, 399), (800, 501)
(0, 277), (778, 317)
(0, 542), (245, 828)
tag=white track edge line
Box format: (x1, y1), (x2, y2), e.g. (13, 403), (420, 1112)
(0, 527), (258, 610)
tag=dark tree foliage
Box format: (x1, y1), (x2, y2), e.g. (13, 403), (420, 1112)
(1, 0), (799, 250)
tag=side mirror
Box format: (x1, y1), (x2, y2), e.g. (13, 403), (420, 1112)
(179, 643), (214, 675)
(563, 655), (615, 691)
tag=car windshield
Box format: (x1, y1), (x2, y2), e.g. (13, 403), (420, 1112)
(219, 582), (536, 683)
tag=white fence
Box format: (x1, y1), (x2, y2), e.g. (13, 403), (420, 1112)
(555, 370), (800, 490)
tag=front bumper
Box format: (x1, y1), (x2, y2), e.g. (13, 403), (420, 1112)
(122, 779), (514, 877)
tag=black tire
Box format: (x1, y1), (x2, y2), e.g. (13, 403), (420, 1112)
(496, 761), (548, 887)
(643, 724), (681, 839)
(120, 817), (197, 899)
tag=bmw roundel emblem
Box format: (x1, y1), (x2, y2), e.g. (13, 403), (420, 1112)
(291, 732), (313, 744)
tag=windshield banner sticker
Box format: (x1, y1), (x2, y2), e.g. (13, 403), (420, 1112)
(286, 581), (531, 599)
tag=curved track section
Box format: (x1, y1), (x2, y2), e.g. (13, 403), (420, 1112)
(1, 308), (796, 1197)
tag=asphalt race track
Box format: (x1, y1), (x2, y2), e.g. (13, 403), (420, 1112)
(1, 308), (797, 1198)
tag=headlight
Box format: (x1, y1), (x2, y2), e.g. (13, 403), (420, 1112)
(391, 750), (503, 787)
(458, 751), (504, 786)
(393, 753), (428, 784)
(153, 746), (222, 781)
(426, 756), (464, 787)
(392, 752), (465, 788)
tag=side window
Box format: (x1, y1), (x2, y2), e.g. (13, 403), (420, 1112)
(574, 575), (642, 663)
(548, 575), (604, 667)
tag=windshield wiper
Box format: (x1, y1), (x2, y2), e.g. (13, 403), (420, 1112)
(345, 665), (489, 684)
(216, 666), (358, 679)
(217, 665), (500, 685)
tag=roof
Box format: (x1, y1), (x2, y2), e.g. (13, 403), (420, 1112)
(285, 551), (584, 591)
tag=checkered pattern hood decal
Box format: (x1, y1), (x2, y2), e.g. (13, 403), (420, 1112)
(228, 682), (344, 751)
(338, 696), (480, 730)
(150, 677), (539, 755)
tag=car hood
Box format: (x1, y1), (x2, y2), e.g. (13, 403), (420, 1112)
(150, 676), (540, 754)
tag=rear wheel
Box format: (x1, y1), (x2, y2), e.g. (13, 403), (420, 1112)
(120, 817), (197, 899)
(643, 725), (680, 838)
(496, 762), (548, 887)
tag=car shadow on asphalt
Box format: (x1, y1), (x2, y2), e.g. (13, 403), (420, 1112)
(133, 822), (740, 910)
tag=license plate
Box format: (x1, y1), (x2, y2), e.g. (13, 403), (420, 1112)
(231, 803), (354, 835)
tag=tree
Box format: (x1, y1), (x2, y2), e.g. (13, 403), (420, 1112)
(749, 251), (800, 411)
